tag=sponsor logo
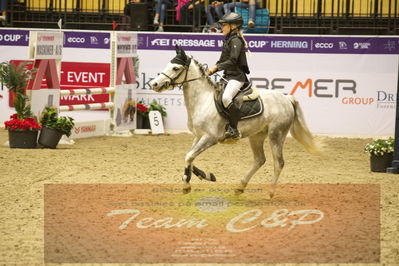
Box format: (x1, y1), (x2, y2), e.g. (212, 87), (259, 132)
(118, 36), (132, 42)
(151, 38), (170, 46)
(270, 40), (309, 49)
(90, 36), (99, 45)
(353, 42), (371, 49)
(38, 36), (55, 42)
(249, 77), (379, 106)
(67, 37), (85, 43)
(376, 90), (396, 109)
(341, 97), (374, 105)
(74, 125), (97, 134)
(104, 38), (110, 44)
(339, 41), (348, 49)
(0, 33), (23, 42)
(314, 42), (334, 49)
(251, 77), (357, 99)
(383, 40), (396, 52)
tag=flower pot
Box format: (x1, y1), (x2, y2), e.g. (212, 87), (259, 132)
(370, 153), (393, 172)
(38, 127), (63, 149)
(137, 114), (150, 129)
(8, 129), (38, 149)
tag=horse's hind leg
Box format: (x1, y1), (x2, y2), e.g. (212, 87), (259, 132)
(268, 128), (289, 198)
(183, 135), (218, 193)
(235, 131), (267, 194)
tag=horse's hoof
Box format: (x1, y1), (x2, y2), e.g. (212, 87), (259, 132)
(235, 188), (244, 195)
(183, 187), (192, 194)
(269, 186), (276, 199)
(210, 173), (216, 182)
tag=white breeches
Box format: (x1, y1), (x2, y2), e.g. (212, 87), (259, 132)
(222, 80), (244, 108)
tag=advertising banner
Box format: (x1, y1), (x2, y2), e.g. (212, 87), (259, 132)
(29, 31), (63, 60)
(0, 29), (398, 136)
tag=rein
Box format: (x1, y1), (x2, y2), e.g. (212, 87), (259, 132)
(160, 59), (202, 89)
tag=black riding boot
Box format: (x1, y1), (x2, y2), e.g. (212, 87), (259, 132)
(225, 103), (241, 139)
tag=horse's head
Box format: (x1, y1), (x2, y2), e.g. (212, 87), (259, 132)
(150, 46), (191, 92)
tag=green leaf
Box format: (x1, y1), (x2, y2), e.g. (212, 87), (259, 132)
(148, 100), (167, 117)
(40, 107), (75, 137)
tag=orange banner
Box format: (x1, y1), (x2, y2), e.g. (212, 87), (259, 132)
(44, 184), (380, 263)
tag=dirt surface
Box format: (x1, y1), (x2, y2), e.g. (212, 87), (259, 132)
(0, 128), (398, 265)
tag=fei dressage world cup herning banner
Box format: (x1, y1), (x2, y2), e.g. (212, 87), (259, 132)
(0, 29), (398, 136)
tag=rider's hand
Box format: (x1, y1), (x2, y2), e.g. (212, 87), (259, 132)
(207, 65), (218, 75)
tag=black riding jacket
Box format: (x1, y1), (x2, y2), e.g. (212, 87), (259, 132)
(216, 31), (250, 82)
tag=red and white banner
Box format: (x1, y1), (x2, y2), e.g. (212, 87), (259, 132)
(8, 60), (110, 108)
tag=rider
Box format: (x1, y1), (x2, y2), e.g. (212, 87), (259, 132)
(207, 12), (250, 140)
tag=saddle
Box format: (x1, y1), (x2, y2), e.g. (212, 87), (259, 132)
(214, 81), (264, 121)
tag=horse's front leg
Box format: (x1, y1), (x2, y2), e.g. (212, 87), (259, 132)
(182, 134), (218, 193)
(235, 132), (267, 195)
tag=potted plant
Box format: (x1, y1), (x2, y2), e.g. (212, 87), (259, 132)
(38, 107), (75, 149)
(136, 101), (150, 129)
(0, 61), (40, 148)
(148, 100), (167, 118)
(364, 137), (394, 172)
(136, 100), (167, 129)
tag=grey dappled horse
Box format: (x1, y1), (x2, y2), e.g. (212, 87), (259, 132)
(149, 47), (319, 198)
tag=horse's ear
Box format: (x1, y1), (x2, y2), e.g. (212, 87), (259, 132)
(175, 45), (181, 54)
(180, 47), (187, 59)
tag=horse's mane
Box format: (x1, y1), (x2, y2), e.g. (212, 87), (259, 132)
(191, 57), (217, 90)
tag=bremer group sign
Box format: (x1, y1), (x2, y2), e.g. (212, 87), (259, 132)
(0, 29), (398, 135)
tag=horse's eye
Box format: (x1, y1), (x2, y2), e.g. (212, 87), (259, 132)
(173, 67), (179, 71)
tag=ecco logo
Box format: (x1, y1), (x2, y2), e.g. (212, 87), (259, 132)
(67, 37), (85, 43)
(315, 42), (333, 49)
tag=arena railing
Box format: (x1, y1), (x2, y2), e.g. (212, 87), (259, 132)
(5, 0), (399, 34)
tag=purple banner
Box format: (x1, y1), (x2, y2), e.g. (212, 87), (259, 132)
(138, 33), (399, 54)
(0, 29), (110, 49)
(1, 29), (398, 54)
(63, 31), (110, 49)
(0, 29), (29, 46)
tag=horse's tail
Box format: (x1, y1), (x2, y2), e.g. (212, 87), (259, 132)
(288, 95), (320, 155)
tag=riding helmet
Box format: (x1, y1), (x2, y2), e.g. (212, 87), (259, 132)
(217, 12), (243, 28)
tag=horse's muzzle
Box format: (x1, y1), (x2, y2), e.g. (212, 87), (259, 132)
(149, 80), (158, 90)
(150, 81), (169, 92)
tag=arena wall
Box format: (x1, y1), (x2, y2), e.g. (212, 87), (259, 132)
(0, 29), (398, 136)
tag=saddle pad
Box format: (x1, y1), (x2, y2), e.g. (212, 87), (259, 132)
(240, 97), (264, 120)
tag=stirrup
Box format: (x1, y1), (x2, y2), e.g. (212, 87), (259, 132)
(224, 126), (241, 140)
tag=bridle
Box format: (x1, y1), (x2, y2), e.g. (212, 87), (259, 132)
(160, 58), (202, 89)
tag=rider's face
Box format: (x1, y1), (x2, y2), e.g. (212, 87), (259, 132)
(221, 23), (230, 36)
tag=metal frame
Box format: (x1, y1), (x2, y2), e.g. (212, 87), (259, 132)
(6, 0), (399, 34)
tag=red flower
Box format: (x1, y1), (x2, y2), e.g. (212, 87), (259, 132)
(4, 113), (41, 131)
(137, 103), (149, 113)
